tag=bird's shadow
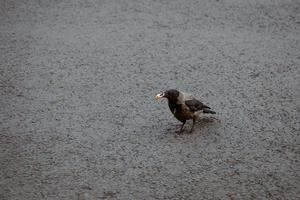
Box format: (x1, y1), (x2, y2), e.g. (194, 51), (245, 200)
(164, 116), (220, 135)
(196, 116), (220, 128)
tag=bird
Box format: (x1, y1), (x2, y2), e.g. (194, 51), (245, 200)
(155, 89), (216, 133)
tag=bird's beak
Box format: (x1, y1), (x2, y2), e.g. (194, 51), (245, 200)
(155, 92), (164, 101)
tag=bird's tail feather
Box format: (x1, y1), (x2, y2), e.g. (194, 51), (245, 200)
(203, 105), (211, 109)
(203, 109), (216, 114)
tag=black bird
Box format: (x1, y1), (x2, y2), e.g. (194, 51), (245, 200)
(155, 89), (216, 133)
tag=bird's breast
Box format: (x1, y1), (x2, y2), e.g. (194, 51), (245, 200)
(173, 104), (194, 120)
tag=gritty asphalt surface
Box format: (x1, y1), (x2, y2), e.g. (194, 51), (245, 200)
(1, 0), (300, 199)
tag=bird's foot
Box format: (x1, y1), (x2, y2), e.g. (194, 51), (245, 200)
(175, 122), (186, 133)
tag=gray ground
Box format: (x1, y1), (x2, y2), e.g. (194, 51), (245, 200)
(1, 0), (300, 199)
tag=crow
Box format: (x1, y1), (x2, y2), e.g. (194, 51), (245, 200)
(155, 89), (216, 133)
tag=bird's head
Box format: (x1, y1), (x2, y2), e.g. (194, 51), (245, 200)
(155, 89), (180, 101)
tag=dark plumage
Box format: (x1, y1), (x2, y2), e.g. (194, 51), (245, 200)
(155, 89), (216, 132)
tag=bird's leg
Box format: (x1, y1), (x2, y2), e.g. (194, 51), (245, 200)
(175, 121), (186, 133)
(190, 117), (196, 133)
(194, 114), (200, 122)
(180, 121), (186, 132)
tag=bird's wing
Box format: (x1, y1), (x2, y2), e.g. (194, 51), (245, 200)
(185, 98), (211, 112)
